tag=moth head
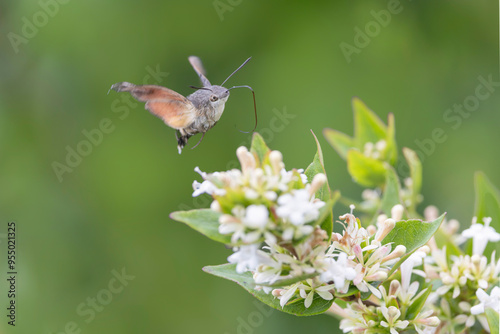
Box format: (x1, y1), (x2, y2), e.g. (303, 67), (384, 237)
(209, 85), (230, 104)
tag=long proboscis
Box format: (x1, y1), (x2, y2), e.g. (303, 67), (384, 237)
(229, 85), (257, 133)
(221, 57), (252, 86)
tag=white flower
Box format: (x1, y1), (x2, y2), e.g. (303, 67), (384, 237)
(470, 286), (500, 315)
(380, 306), (410, 334)
(192, 180), (226, 197)
(400, 248), (427, 291)
(228, 244), (273, 274)
(276, 189), (325, 225)
(320, 252), (356, 292)
(276, 283), (300, 308)
(243, 205), (269, 229)
(461, 217), (500, 255)
(298, 280), (335, 308)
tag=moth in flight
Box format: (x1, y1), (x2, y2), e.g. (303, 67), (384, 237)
(109, 56), (256, 154)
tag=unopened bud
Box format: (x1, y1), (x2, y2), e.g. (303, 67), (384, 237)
(391, 204), (404, 221)
(375, 219), (396, 242)
(210, 200), (221, 212)
(236, 146), (256, 175)
(419, 316), (440, 327)
(375, 140), (387, 151)
(382, 245), (406, 263)
(424, 205), (439, 221)
(269, 150), (284, 174)
(366, 225), (377, 236)
(309, 173), (327, 196)
(447, 219), (460, 234)
(389, 280), (400, 296)
(418, 245), (430, 255)
(365, 271), (388, 282)
(272, 289), (283, 297)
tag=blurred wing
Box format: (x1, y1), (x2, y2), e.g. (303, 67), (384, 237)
(188, 56), (211, 87)
(110, 82), (196, 129)
(146, 99), (196, 129)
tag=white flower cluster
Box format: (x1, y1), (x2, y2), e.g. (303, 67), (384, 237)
(328, 206), (500, 334)
(193, 146), (326, 245)
(417, 214), (500, 333)
(333, 238), (440, 334)
(271, 207), (407, 309)
(363, 140), (387, 160)
(192, 146), (407, 310)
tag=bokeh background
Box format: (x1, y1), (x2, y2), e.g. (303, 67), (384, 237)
(1, 1), (499, 333)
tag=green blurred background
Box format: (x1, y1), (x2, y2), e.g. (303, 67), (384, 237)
(1, 0), (499, 333)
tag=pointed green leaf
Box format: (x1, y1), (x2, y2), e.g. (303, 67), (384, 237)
(305, 130), (334, 235)
(383, 214), (446, 276)
(473, 172), (500, 256)
(403, 148), (422, 215)
(352, 97), (387, 148)
(378, 166), (402, 217)
(485, 307), (499, 334)
(203, 263), (334, 316)
(170, 209), (231, 244)
(250, 132), (271, 165)
(323, 128), (354, 160)
(347, 150), (386, 188)
(406, 285), (433, 320)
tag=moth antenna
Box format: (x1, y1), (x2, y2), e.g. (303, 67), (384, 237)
(228, 85), (257, 134)
(189, 86), (212, 92)
(221, 57), (252, 86)
(191, 132), (206, 150)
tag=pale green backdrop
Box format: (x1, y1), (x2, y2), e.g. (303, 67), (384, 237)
(0, 1), (499, 333)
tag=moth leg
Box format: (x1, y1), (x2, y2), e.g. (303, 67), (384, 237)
(177, 129), (192, 155)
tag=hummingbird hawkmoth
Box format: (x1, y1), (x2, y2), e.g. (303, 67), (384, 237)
(109, 56), (256, 154)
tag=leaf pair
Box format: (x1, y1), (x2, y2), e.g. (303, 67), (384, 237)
(324, 98), (397, 188)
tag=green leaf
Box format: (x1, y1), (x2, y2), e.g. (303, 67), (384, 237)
(323, 128), (354, 160)
(311, 196), (336, 228)
(305, 130), (334, 235)
(334, 285), (360, 299)
(250, 132), (271, 165)
(255, 273), (318, 288)
(383, 213), (446, 276)
(352, 97), (387, 148)
(378, 166), (402, 217)
(170, 209), (231, 244)
(405, 285), (432, 320)
(433, 228), (463, 257)
(403, 148), (422, 215)
(473, 171), (500, 256)
(203, 264), (334, 316)
(485, 307), (499, 334)
(347, 150), (387, 188)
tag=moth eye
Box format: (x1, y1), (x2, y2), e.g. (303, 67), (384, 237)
(210, 95), (219, 102)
